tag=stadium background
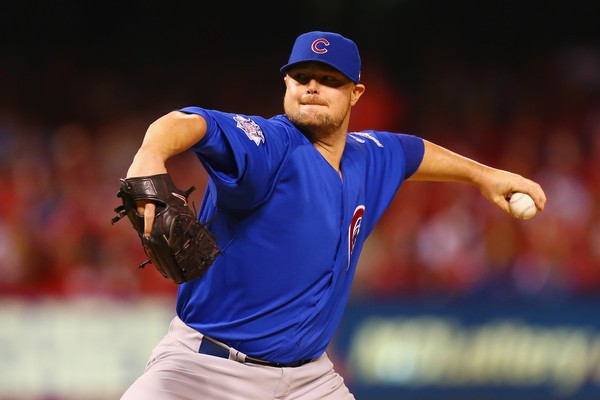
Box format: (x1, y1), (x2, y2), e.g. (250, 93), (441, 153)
(1, 1), (600, 398)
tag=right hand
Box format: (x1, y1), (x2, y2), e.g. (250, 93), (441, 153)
(127, 153), (165, 239)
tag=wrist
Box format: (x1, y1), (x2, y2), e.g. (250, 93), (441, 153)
(126, 151), (167, 178)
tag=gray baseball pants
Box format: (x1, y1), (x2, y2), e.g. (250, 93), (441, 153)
(120, 316), (355, 400)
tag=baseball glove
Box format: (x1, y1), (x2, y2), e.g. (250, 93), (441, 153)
(111, 173), (221, 284)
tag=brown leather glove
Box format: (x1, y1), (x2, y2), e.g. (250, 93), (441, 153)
(112, 173), (221, 284)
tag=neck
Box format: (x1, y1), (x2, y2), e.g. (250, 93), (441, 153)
(312, 132), (346, 176)
(291, 113), (351, 175)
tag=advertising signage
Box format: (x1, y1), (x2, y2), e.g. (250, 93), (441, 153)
(333, 298), (600, 399)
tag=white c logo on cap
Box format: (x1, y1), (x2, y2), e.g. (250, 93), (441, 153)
(311, 39), (330, 54)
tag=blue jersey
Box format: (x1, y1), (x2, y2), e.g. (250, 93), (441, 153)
(176, 106), (424, 364)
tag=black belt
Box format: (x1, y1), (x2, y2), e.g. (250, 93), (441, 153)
(198, 335), (314, 368)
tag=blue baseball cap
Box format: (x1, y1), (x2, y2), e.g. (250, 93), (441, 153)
(280, 31), (361, 83)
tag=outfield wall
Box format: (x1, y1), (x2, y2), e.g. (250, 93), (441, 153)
(335, 298), (600, 399)
(2, 297), (600, 399)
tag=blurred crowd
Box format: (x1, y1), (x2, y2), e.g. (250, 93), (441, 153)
(1, 44), (600, 303)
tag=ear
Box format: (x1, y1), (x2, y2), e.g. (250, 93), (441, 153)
(350, 84), (366, 106)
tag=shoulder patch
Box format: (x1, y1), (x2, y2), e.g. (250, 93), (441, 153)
(234, 115), (265, 146)
(349, 131), (384, 148)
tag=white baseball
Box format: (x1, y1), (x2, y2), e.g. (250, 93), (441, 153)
(509, 192), (537, 220)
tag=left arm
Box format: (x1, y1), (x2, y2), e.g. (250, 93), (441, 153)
(409, 140), (546, 215)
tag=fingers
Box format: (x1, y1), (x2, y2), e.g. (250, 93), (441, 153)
(136, 203), (156, 238)
(519, 179), (547, 211)
(144, 203), (156, 238)
(532, 187), (547, 211)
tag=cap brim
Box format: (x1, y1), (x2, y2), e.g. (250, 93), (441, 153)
(280, 60), (358, 83)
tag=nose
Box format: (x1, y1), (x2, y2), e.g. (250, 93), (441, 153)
(306, 79), (319, 94)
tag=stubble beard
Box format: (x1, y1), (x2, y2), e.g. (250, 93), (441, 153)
(285, 105), (346, 142)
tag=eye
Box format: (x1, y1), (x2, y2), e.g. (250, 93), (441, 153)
(288, 70), (348, 88)
(290, 72), (311, 85)
(318, 75), (345, 88)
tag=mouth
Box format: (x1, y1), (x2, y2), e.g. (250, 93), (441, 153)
(300, 96), (326, 107)
(300, 101), (326, 107)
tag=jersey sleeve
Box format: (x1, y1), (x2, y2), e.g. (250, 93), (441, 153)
(179, 106), (290, 211)
(396, 133), (425, 179)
